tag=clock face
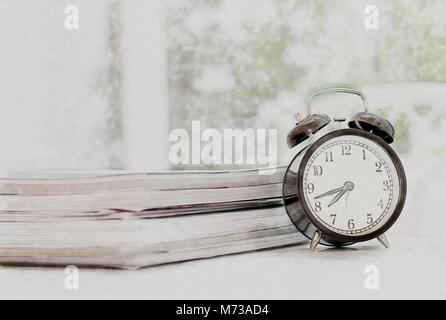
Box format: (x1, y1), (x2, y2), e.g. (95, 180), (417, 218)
(300, 133), (402, 237)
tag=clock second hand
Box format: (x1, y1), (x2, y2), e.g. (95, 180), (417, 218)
(345, 190), (350, 210)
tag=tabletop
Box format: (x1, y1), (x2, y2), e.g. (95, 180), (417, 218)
(0, 236), (444, 299)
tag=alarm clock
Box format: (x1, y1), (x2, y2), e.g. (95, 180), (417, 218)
(283, 88), (407, 250)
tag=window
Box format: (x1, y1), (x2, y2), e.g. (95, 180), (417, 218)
(1, 0), (445, 173)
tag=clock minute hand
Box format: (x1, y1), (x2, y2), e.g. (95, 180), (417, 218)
(314, 186), (344, 199)
(313, 181), (354, 208)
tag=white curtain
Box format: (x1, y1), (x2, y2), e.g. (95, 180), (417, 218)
(0, 0), (169, 172)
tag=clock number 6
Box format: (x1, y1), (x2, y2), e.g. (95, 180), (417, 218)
(348, 219), (355, 230)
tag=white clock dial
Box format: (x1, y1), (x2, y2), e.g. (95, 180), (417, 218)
(302, 134), (400, 236)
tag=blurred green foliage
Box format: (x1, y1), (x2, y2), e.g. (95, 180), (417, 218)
(168, 0), (446, 158)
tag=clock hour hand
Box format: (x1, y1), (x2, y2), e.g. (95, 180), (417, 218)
(328, 190), (346, 207)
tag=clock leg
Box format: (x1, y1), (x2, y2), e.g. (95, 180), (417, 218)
(310, 230), (322, 251)
(377, 234), (389, 248)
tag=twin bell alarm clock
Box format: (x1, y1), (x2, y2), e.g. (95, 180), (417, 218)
(283, 87), (407, 250)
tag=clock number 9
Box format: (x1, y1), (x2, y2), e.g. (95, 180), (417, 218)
(307, 183), (315, 194)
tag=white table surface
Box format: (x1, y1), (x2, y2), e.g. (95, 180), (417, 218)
(0, 236), (444, 299)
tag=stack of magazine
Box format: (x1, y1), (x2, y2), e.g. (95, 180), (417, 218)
(0, 167), (306, 269)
